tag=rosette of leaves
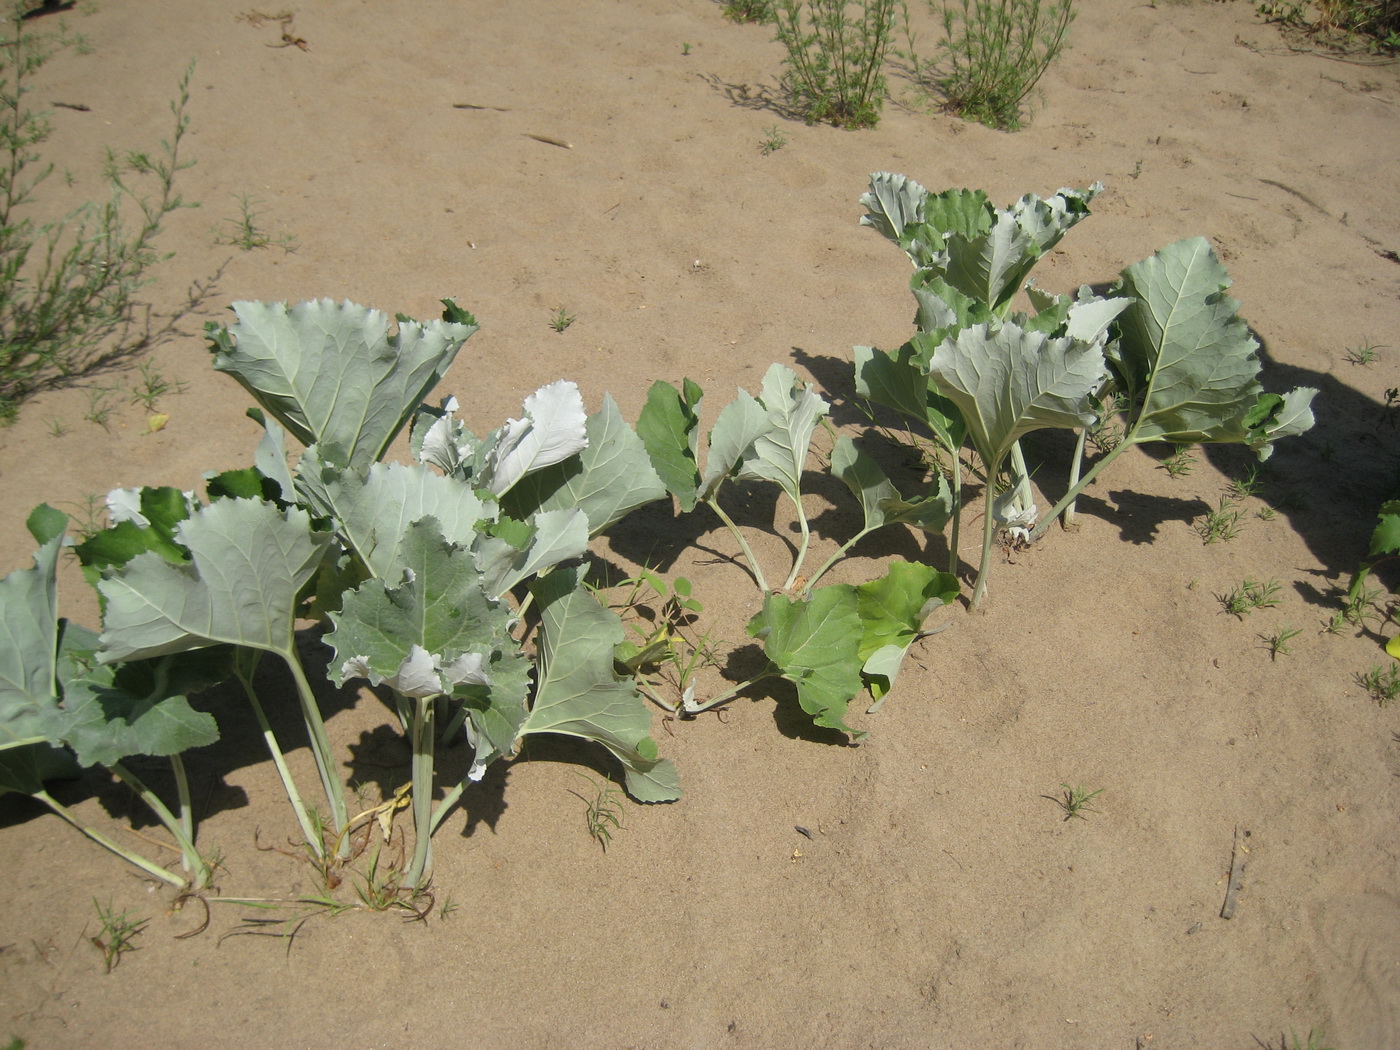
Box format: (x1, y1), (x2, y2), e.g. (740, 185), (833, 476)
(206, 299), (677, 882)
(855, 174), (1318, 607)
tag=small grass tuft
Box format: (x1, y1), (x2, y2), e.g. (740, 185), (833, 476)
(723, 0), (775, 22)
(549, 305), (576, 333)
(569, 773), (624, 851)
(759, 124), (789, 154)
(1260, 623), (1302, 660)
(1220, 577), (1281, 618)
(1344, 338), (1384, 366)
(212, 192), (297, 252)
(1356, 663), (1400, 705)
(1197, 495), (1246, 544)
(1160, 443), (1197, 478)
(89, 898), (147, 973)
(1045, 782), (1102, 821)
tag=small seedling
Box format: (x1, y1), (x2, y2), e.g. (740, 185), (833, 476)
(129, 360), (185, 412)
(1228, 464), (1264, 500)
(1356, 663), (1400, 705)
(759, 124), (789, 155)
(1256, 506), (1276, 521)
(1045, 783), (1102, 821)
(45, 417), (68, 438)
(1197, 496), (1246, 544)
(83, 387), (117, 431)
(1261, 623), (1301, 660)
(568, 773), (624, 851)
(1160, 443), (1196, 478)
(439, 892), (460, 920)
(1343, 340), (1383, 366)
(1334, 579), (1385, 631)
(549, 306), (575, 333)
(1087, 394), (1127, 454)
(89, 898), (147, 972)
(681, 41), (692, 55)
(1219, 577), (1281, 618)
(213, 192), (297, 252)
(1271, 1028), (1335, 1050)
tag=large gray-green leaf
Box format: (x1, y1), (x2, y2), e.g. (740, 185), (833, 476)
(457, 646), (532, 778)
(502, 393), (667, 535)
(853, 562), (958, 703)
(297, 454), (494, 581)
(478, 380), (589, 497)
(207, 299), (478, 472)
(98, 499), (335, 664)
(830, 437), (951, 535)
(749, 586), (864, 739)
(327, 517), (511, 698)
(57, 632), (223, 769)
(522, 567), (679, 802)
(853, 341), (966, 453)
(0, 507), (65, 755)
(1244, 387), (1318, 460)
(0, 507), (76, 792)
(473, 508), (589, 598)
(928, 321), (1108, 472)
(859, 171), (929, 248)
(636, 379), (703, 511)
(735, 364), (830, 505)
(700, 388), (773, 499)
(1111, 238), (1264, 443)
(921, 185), (1099, 310)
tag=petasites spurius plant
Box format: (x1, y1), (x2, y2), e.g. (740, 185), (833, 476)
(856, 172), (1317, 608)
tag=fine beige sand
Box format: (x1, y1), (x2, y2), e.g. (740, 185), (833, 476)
(2, 2), (1399, 1047)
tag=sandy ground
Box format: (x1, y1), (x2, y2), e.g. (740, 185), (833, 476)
(2, 1), (1399, 1047)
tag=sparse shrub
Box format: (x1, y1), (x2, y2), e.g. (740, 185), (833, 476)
(0, 6), (196, 421)
(914, 0), (1075, 130)
(773, 0), (900, 127)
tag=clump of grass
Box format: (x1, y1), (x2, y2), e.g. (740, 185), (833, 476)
(1260, 623), (1302, 660)
(1258, 0), (1399, 52)
(912, 0), (1076, 131)
(1219, 577), (1281, 618)
(1356, 663), (1400, 705)
(89, 898), (147, 972)
(0, 10), (197, 423)
(129, 359), (184, 411)
(212, 192), (297, 252)
(1160, 443), (1196, 478)
(1045, 782), (1102, 821)
(1227, 463), (1265, 500)
(773, 0), (900, 128)
(1197, 495), (1246, 544)
(549, 305), (575, 333)
(569, 773), (624, 851)
(1344, 338), (1384, 366)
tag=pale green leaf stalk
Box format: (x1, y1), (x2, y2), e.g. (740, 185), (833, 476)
(327, 516), (512, 886)
(927, 320), (1108, 607)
